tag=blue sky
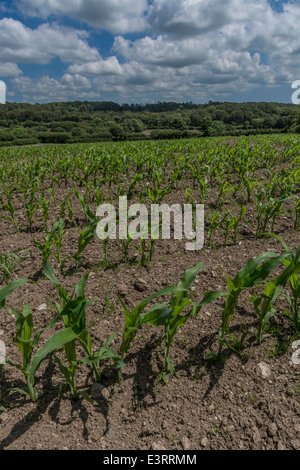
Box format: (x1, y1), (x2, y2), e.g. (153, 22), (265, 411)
(0, 0), (299, 104)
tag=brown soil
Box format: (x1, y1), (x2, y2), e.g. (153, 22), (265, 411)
(0, 145), (300, 451)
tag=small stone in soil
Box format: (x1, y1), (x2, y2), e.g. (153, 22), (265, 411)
(180, 436), (190, 450)
(37, 303), (47, 311)
(200, 437), (209, 448)
(255, 362), (271, 379)
(267, 423), (277, 437)
(134, 278), (147, 292)
(90, 383), (110, 401)
(151, 442), (166, 451)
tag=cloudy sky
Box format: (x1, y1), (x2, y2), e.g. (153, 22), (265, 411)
(0, 0), (299, 104)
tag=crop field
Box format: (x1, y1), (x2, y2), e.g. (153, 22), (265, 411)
(0, 134), (300, 450)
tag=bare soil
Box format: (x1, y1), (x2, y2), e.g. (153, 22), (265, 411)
(0, 156), (299, 451)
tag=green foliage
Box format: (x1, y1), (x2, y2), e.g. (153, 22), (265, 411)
(218, 251), (285, 358)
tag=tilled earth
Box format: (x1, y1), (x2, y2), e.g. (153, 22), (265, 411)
(0, 175), (300, 451)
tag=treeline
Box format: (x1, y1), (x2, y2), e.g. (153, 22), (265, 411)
(0, 100), (300, 146)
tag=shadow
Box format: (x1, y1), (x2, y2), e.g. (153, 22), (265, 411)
(175, 319), (260, 400)
(119, 338), (163, 411)
(0, 357), (58, 449)
(174, 329), (227, 400)
(29, 266), (44, 283)
(0, 356), (108, 449)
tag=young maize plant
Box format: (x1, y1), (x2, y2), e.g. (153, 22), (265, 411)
(119, 263), (226, 382)
(0, 278), (29, 314)
(197, 176), (210, 204)
(139, 263), (227, 382)
(251, 252), (300, 343)
(118, 285), (179, 360)
(243, 173), (256, 203)
(43, 261), (123, 397)
(217, 251), (286, 359)
(74, 191), (113, 267)
(1, 185), (19, 232)
(39, 194), (50, 230)
(0, 279), (53, 402)
(206, 210), (228, 247)
(0, 250), (28, 283)
(73, 220), (98, 270)
(52, 218), (66, 274)
(215, 180), (234, 209)
(285, 255), (300, 333)
(6, 305), (65, 401)
(43, 261), (99, 396)
(292, 197), (300, 231)
(23, 183), (39, 232)
(221, 207), (247, 247)
(270, 237), (300, 332)
(254, 187), (289, 237)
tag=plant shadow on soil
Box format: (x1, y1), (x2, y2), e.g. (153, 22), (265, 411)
(0, 357), (110, 449)
(0, 313), (294, 449)
(116, 316), (262, 411)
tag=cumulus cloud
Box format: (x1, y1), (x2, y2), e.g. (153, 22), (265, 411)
(68, 57), (123, 76)
(0, 18), (100, 64)
(3, 0), (300, 102)
(113, 35), (210, 68)
(12, 73), (92, 101)
(17, 0), (148, 34)
(0, 62), (22, 77)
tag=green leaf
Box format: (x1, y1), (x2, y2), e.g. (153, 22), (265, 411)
(241, 254), (285, 288)
(29, 327), (79, 383)
(11, 387), (29, 397)
(0, 279), (29, 311)
(43, 260), (60, 286)
(234, 251), (279, 288)
(140, 306), (174, 327)
(196, 290), (228, 313)
(79, 390), (99, 406)
(174, 263), (205, 306)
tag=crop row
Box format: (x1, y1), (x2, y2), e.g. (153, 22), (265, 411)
(0, 236), (299, 405)
(0, 135), (299, 273)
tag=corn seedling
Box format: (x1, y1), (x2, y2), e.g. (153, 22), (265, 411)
(273, 237), (300, 332)
(140, 264), (227, 382)
(217, 251), (285, 359)
(215, 181), (234, 209)
(250, 255), (299, 343)
(33, 219), (63, 268)
(119, 263), (226, 382)
(43, 261), (104, 393)
(0, 278), (29, 311)
(1, 187), (19, 231)
(73, 220), (98, 270)
(24, 184), (39, 232)
(39, 195), (50, 230)
(7, 305), (64, 401)
(52, 218), (66, 274)
(118, 285), (179, 360)
(0, 250), (28, 282)
(206, 210), (228, 247)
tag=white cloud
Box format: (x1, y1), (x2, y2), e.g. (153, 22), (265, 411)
(12, 73), (92, 101)
(0, 62), (22, 77)
(17, 0), (148, 34)
(4, 0), (300, 102)
(0, 18), (100, 65)
(68, 57), (123, 76)
(113, 35), (210, 67)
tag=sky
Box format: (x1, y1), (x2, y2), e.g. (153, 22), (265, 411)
(0, 0), (300, 104)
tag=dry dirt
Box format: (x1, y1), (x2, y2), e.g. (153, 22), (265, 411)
(0, 165), (299, 452)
